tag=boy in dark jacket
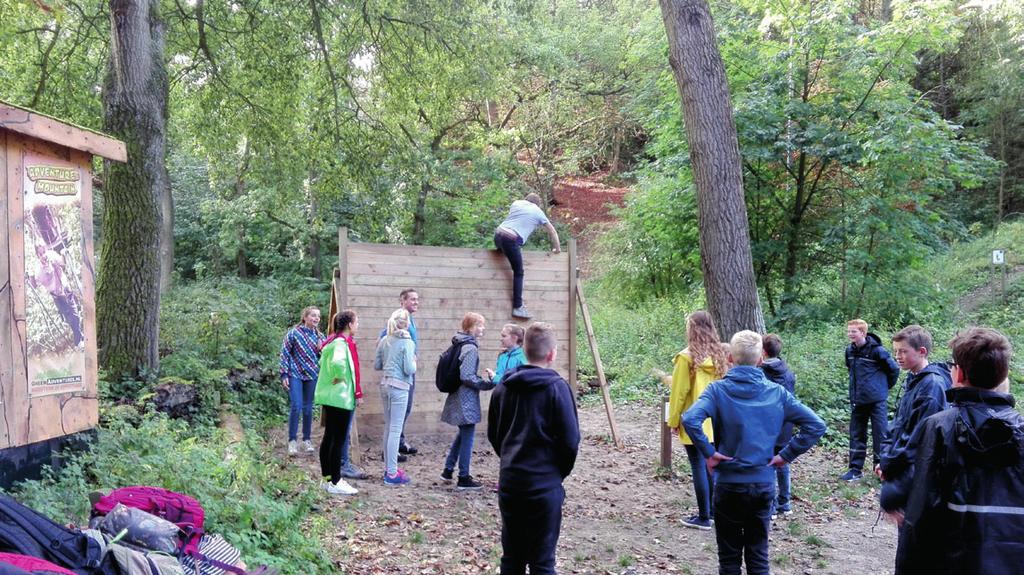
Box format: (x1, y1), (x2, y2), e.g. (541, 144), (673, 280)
(877, 325), (951, 512)
(488, 322), (580, 575)
(683, 331), (826, 575)
(895, 327), (1023, 574)
(841, 319), (900, 481)
(760, 333), (797, 517)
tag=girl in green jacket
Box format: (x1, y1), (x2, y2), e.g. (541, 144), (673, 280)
(315, 310), (359, 496)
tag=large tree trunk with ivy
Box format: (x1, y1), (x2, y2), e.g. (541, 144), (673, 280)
(97, 0), (169, 380)
(659, 0), (765, 338)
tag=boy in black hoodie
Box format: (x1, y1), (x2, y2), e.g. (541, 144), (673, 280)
(895, 327), (1024, 574)
(878, 325), (951, 514)
(842, 319), (901, 482)
(488, 322), (580, 575)
(760, 334), (797, 517)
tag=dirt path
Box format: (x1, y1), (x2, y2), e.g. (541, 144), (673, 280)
(285, 402), (896, 574)
(956, 263), (1024, 317)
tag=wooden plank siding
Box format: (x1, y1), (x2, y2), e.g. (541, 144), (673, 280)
(340, 232), (575, 441)
(1, 124), (105, 449)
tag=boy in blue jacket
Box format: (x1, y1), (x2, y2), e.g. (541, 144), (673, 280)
(488, 322), (580, 575)
(683, 331), (826, 575)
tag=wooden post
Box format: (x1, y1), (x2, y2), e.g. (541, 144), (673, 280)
(336, 227), (361, 465)
(568, 238), (578, 392)
(661, 395), (673, 474)
(576, 282), (623, 448)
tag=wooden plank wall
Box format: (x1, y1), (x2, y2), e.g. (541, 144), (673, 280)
(0, 130), (99, 449)
(341, 232), (574, 440)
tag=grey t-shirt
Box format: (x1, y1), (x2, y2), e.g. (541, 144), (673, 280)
(499, 200), (549, 245)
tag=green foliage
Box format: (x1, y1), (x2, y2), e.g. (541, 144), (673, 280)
(9, 412), (333, 575)
(583, 220), (1024, 439)
(158, 276), (328, 428)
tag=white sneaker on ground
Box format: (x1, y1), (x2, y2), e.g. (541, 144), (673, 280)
(323, 479), (358, 496)
(303, 439), (315, 453)
(287, 440), (298, 456)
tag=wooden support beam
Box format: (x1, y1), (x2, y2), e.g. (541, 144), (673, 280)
(660, 395), (673, 474)
(336, 227), (361, 465)
(576, 282), (623, 448)
(568, 238), (578, 392)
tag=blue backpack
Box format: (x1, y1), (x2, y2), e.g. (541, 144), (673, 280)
(0, 494), (109, 575)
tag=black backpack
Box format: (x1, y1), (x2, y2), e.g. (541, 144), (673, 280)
(435, 340), (469, 393)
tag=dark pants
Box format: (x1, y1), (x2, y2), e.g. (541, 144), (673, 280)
(685, 444), (715, 520)
(399, 379), (415, 448)
(848, 400), (888, 471)
(494, 231), (525, 309)
(444, 424), (476, 477)
(319, 405), (353, 484)
(714, 482), (773, 575)
(498, 486), (564, 575)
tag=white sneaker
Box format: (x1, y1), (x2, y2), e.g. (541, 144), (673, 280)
(303, 439), (315, 453)
(323, 479), (358, 496)
(287, 440), (298, 456)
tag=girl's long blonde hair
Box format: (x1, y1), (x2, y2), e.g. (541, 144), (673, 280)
(686, 310), (729, 378)
(387, 308), (410, 336)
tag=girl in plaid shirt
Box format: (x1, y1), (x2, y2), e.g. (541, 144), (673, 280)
(280, 306), (325, 455)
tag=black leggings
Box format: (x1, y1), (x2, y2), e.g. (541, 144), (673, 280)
(320, 405), (353, 484)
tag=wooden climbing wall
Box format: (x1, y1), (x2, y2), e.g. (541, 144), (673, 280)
(333, 228), (577, 440)
(0, 101), (126, 450)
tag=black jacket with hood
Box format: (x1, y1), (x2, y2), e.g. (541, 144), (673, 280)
(845, 332), (900, 405)
(879, 362), (952, 479)
(895, 387), (1024, 575)
(760, 357), (797, 452)
(487, 365), (580, 493)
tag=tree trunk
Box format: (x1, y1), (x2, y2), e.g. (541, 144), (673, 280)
(97, 0), (168, 380)
(413, 180), (430, 244)
(659, 0), (765, 339)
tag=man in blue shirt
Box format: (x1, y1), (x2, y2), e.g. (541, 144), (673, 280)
(494, 193), (561, 319)
(683, 330), (826, 575)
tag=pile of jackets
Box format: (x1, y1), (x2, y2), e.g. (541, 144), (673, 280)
(0, 489), (276, 575)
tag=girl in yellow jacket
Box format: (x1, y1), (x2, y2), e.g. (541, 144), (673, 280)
(668, 310), (730, 530)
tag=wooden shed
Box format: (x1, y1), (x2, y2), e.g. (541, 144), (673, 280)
(0, 101), (126, 484)
(331, 228), (578, 440)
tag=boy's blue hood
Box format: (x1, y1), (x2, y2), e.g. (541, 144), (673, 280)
(716, 365), (771, 398)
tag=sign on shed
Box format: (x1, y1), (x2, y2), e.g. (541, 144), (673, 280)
(0, 101), (126, 484)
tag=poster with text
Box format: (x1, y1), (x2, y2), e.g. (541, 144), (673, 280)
(23, 155), (86, 396)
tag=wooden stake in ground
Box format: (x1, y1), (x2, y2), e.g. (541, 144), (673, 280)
(660, 395), (673, 473)
(331, 231), (361, 465)
(576, 282), (624, 448)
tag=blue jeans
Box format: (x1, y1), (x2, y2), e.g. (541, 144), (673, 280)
(399, 379), (415, 447)
(381, 384), (410, 476)
(685, 444), (715, 520)
(772, 464), (791, 514)
(288, 377), (316, 441)
(714, 482), (774, 575)
(340, 408), (354, 467)
(444, 424), (476, 477)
